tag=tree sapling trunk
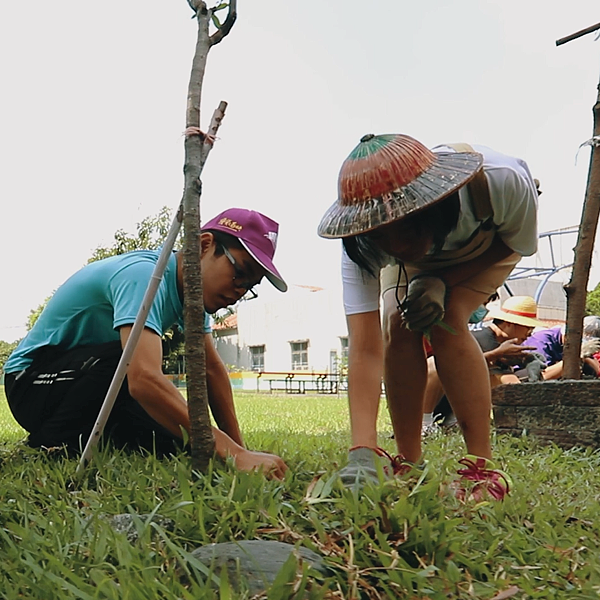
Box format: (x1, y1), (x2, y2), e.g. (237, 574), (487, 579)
(182, 0), (237, 471)
(562, 60), (600, 379)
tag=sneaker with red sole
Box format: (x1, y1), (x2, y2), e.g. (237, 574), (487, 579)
(377, 447), (425, 478)
(454, 454), (511, 501)
(338, 446), (425, 488)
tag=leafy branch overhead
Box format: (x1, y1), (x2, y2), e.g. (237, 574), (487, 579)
(186, 0), (237, 46)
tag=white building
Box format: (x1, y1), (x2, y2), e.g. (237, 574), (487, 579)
(214, 283), (348, 377)
(213, 263), (570, 392)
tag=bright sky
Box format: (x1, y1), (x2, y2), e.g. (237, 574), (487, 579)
(1, 1), (599, 342)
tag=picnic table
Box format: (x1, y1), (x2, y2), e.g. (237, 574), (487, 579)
(256, 371), (345, 394)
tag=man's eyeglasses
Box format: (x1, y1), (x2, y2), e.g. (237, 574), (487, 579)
(220, 244), (259, 300)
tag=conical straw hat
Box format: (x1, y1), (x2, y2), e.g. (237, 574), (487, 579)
(318, 133), (483, 239)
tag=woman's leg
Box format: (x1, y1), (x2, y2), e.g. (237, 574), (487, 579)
(381, 288), (428, 463)
(430, 286), (493, 459)
(346, 311), (385, 449)
(424, 356), (445, 413)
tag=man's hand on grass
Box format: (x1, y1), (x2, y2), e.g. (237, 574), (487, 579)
(234, 449), (288, 480)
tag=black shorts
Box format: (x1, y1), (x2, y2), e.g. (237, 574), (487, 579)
(5, 342), (183, 456)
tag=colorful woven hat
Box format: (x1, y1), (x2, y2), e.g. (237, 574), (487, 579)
(317, 133), (483, 239)
(486, 296), (544, 328)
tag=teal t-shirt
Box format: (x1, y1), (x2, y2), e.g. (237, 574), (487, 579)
(5, 249), (211, 373)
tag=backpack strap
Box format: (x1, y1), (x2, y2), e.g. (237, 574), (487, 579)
(445, 143), (493, 222)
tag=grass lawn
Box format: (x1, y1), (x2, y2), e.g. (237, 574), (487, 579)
(1, 385), (600, 598)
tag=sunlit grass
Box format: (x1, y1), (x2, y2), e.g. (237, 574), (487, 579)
(1, 386), (600, 598)
(0, 385), (25, 443)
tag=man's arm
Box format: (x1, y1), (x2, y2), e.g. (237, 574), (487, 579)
(122, 326), (191, 437)
(120, 326), (286, 477)
(205, 333), (244, 447)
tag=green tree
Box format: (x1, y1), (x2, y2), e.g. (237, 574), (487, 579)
(0, 340), (19, 373)
(162, 327), (186, 375)
(212, 306), (235, 329)
(586, 282), (600, 316)
(88, 205), (182, 263)
(27, 296), (53, 331)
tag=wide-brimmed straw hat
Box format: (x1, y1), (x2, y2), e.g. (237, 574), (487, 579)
(486, 296), (544, 328)
(317, 133), (483, 239)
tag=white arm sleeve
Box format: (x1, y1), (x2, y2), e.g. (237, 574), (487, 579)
(434, 144), (538, 257)
(342, 247), (380, 315)
(487, 160), (539, 257)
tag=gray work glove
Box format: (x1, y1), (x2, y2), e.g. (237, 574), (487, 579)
(581, 337), (600, 359)
(524, 352), (547, 382)
(401, 274), (446, 332)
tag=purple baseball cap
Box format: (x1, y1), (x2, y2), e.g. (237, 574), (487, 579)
(203, 208), (288, 292)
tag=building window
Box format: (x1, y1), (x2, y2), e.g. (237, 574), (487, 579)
(290, 340), (309, 371)
(249, 345), (265, 372)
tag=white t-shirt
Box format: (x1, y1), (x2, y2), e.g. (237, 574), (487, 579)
(342, 144), (539, 315)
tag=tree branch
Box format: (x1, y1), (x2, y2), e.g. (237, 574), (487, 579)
(187, 0), (207, 16)
(556, 22), (600, 46)
(209, 0), (237, 47)
(200, 101), (228, 165)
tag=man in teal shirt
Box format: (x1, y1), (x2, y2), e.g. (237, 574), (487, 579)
(4, 208), (288, 478)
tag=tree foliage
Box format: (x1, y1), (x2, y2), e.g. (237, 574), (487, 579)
(586, 282), (600, 316)
(0, 339), (19, 373)
(212, 306), (235, 327)
(88, 206), (182, 263)
(162, 327), (186, 374)
(27, 296), (53, 331)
